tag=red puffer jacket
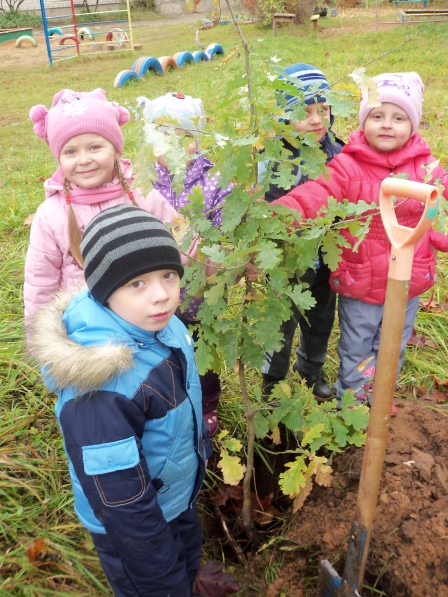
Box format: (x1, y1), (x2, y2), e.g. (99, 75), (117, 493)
(272, 130), (448, 305)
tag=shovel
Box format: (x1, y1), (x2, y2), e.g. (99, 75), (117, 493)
(317, 178), (439, 597)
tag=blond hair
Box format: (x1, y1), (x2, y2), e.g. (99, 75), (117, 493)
(64, 159), (137, 268)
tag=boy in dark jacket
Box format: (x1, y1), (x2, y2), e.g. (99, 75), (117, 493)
(29, 205), (211, 597)
(260, 63), (343, 399)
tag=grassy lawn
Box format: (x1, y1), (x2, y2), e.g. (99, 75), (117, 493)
(2, 11), (448, 595)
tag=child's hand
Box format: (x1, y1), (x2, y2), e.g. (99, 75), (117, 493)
(244, 261), (259, 282)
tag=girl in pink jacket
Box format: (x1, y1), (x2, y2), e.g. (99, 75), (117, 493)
(272, 72), (448, 411)
(25, 88), (182, 319)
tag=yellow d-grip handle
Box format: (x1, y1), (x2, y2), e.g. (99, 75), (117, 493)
(380, 178), (439, 281)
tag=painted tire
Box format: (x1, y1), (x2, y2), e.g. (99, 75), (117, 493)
(48, 27), (63, 37)
(173, 51), (194, 67)
(59, 35), (78, 45)
(206, 43), (224, 59)
(132, 56), (144, 71)
(15, 35), (37, 47)
(113, 69), (138, 88)
(136, 56), (163, 77)
(158, 56), (178, 73)
(106, 28), (128, 42)
(192, 50), (209, 62)
(78, 27), (94, 40)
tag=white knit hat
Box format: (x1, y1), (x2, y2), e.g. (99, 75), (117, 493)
(139, 92), (206, 148)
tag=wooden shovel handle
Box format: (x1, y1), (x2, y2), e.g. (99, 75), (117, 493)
(380, 179), (439, 281)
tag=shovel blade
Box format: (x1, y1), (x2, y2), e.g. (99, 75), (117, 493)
(317, 560), (362, 597)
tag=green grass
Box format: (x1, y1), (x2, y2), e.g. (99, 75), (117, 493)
(2, 13), (448, 596)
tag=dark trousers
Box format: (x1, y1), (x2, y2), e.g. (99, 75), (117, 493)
(91, 505), (202, 597)
(262, 265), (336, 381)
(178, 318), (221, 415)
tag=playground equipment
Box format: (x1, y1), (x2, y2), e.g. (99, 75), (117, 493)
(15, 35), (37, 47)
(39, 0), (134, 66)
(398, 8), (448, 20)
(0, 28), (33, 44)
(113, 43), (225, 88)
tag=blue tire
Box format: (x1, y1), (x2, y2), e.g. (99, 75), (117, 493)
(206, 43), (224, 60)
(192, 50), (209, 62)
(173, 51), (194, 67)
(137, 56), (163, 77)
(113, 69), (139, 88)
(48, 27), (63, 37)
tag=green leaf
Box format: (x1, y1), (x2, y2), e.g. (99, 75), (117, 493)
(340, 405), (370, 431)
(224, 438), (243, 452)
(194, 337), (216, 376)
(217, 449), (246, 486)
(321, 232), (343, 271)
(255, 241), (283, 271)
(279, 456), (307, 496)
(330, 417), (350, 447)
(254, 411), (270, 439)
(301, 424), (325, 447)
(282, 402), (306, 432)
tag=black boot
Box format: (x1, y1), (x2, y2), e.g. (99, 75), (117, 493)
(292, 362), (333, 401)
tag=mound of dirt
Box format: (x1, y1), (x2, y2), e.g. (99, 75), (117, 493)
(283, 399), (448, 597)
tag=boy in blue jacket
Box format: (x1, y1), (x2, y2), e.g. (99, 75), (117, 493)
(260, 63), (344, 399)
(29, 205), (211, 597)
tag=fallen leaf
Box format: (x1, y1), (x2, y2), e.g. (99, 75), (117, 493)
(23, 213), (35, 227)
(193, 561), (241, 597)
(407, 332), (426, 347)
(432, 376), (448, 387)
(213, 483), (243, 508)
(36, 175), (46, 182)
(26, 538), (47, 563)
(419, 121), (430, 130)
(251, 493), (281, 524)
(420, 389), (447, 403)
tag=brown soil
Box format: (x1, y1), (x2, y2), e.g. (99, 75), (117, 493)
(276, 398), (448, 597)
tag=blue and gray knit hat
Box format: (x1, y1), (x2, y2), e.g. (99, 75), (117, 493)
(281, 62), (331, 111)
(80, 205), (184, 305)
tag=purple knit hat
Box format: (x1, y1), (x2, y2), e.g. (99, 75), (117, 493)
(29, 89), (129, 162)
(359, 72), (424, 136)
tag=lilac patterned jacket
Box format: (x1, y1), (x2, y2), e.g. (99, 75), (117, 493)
(152, 153), (233, 320)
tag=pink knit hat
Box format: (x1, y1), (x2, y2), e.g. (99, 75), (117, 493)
(29, 89), (129, 162)
(359, 72), (424, 136)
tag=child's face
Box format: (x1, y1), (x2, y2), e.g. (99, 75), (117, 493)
(363, 103), (413, 153)
(107, 269), (181, 332)
(290, 102), (330, 142)
(59, 133), (119, 188)
(157, 129), (197, 170)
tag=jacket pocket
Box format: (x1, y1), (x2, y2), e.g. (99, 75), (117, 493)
(410, 256), (435, 297)
(331, 261), (372, 300)
(82, 437), (145, 507)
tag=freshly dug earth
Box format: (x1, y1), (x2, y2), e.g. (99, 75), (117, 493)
(280, 398), (448, 597)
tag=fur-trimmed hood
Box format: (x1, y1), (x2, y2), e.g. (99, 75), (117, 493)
(28, 290), (135, 395)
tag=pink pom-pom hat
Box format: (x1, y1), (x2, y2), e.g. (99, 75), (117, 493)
(29, 88), (130, 162)
(359, 72), (424, 137)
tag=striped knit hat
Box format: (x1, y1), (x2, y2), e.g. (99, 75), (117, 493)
(80, 205), (184, 305)
(282, 63), (331, 111)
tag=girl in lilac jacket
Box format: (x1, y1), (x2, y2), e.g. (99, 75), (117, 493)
(24, 89), (185, 320)
(273, 72), (448, 411)
(140, 93), (233, 435)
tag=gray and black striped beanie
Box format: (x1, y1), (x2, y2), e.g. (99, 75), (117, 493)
(80, 205), (184, 305)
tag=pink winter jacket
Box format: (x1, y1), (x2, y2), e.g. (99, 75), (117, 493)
(24, 162), (189, 319)
(272, 131), (448, 305)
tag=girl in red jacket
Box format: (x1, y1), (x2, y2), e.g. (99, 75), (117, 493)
(273, 72), (448, 412)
